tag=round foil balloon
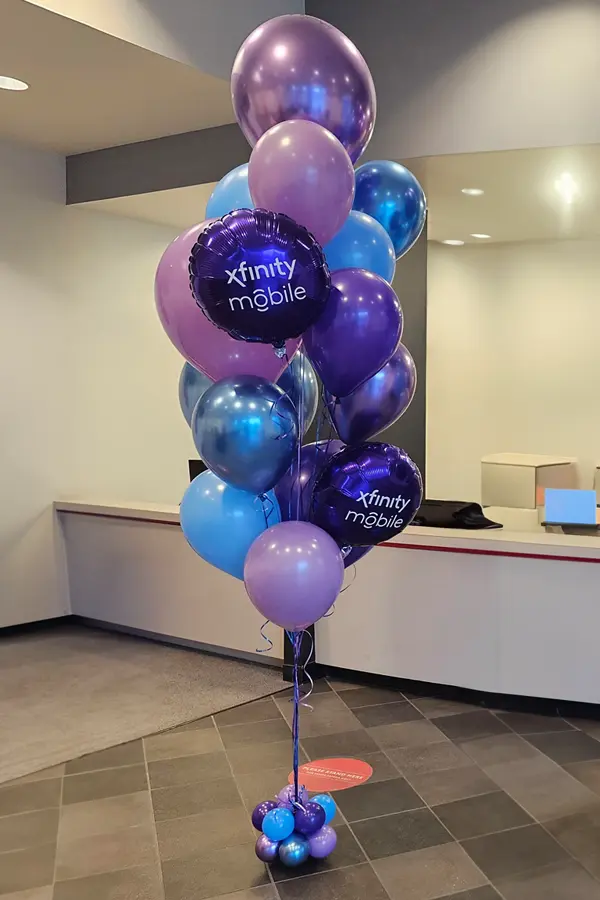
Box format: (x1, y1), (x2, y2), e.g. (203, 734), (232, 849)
(354, 161), (427, 259)
(190, 209), (330, 347)
(231, 14), (376, 163)
(311, 443), (423, 547)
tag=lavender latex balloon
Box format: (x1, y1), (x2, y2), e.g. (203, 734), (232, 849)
(255, 833), (280, 863)
(249, 120), (355, 247)
(304, 268), (403, 398)
(326, 344), (417, 444)
(277, 784), (308, 810)
(244, 521), (344, 630)
(308, 825), (338, 859)
(275, 440), (344, 523)
(155, 222), (300, 380)
(231, 14), (376, 163)
(251, 799), (278, 831)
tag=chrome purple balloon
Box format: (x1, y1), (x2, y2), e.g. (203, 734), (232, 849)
(255, 833), (280, 863)
(304, 268), (403, 398)
(231, 14), (376, 164)
(308, 824), (338, 859)
(252, 799), (278, 831)
(275, 440), (344, 523)
(326, 344), (417, 444)
(295, 801), (326, 836)
(244, 521), (344, 630)
(311, 443), (423, 547)
(189, 209), (330, 347)
(277, 784), (308, 810)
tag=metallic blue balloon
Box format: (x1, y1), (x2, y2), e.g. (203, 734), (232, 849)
(180, 471), (280, 580)
(190, 208), (330, 347)
(276, 353), (318, 435)
(206, 164), (254, 219)
(326, 344), (417, 444)
(192, 375), (298, 495)
(311, 442), (423, 547)
(278, 832), (311, 867)
(323, 211), (396, 282)
(178, 362), (212, 426)
(354, 161), (426, 259)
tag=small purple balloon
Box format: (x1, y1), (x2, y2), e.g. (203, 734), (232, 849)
(275, 440), (344, 523)
(309, 824), (338, 859)
(255, 833), (280, 863)
(249, 120), (355, 247)
(311, 442), (423, 547)
(231, 14), (376, 164)
(244, 521), (344, 630)
(251, 799), (278, 831)
(304, 268), (403, 398)
(277, 784), (308, 810)
(295, 801), (326, 836)
(326, 344), (417, 444)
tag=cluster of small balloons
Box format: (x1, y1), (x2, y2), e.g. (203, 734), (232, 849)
(155, 15), (425, 631)
(252, 785), (337, 868)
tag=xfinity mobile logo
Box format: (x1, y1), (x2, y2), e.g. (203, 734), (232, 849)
(226, 257), (307, 313)
(346, 489), (412, 529)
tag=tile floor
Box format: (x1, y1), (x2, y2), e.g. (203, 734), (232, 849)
(3, 679), (600, 899)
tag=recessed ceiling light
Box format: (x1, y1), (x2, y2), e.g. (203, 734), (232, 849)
(442, 240), (465, 246)
(0, 75), (29, 91)
(470, 233), (491, 239)
(461, 188), (484, 196)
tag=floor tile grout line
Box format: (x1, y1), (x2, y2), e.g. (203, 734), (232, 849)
(50, 765), (65, 892)
(142, 733), (167, 900)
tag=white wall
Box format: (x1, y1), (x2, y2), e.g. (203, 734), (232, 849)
(427, 239), (600, 502)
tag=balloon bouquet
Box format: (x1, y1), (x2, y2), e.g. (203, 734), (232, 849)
(155, 15), (426, 870)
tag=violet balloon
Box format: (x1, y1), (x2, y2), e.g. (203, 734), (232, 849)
(311, 442), (423, 547)
(255, 833), (280, 863)
(308, 825), (338, 859)
(155, 222), (300, 380)
(304, 268), (403, 398)
(326, 344), (417, 444)
(244, 521), (344, 630)
(231, 14), (376, 164)
(275, 440), (344, 523)
(190, 209), (330, 347)
(249, 120), (355, 247)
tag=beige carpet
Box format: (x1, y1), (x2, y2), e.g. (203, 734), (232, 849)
(0, 623), (282, 784)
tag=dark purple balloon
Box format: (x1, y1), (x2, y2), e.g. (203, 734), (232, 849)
(190, 209), (330, 347)
(304, 269), (402, 398)
(275, 440), (344, 523)
(231, 15), (376, 164)
(295, 802), (326, 836)
(255, 833), (280, 863)
(311, 442), (423, 547)
(252, 799), (278, 831)
(326, 344), (417, 444)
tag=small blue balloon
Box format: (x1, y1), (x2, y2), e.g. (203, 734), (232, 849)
(276, 353), (318, 435)
(354, 161), (427, 259)
(192, 375), (299, 495)
(311, 794), (337, 825)
(323, 211), (396, 282)
(278, 832), (311, 867)
(263, 807), (295, 842)
(180, 470), (280, 580)
(206, 164), (254, 219)
(178, 363), (212, 426)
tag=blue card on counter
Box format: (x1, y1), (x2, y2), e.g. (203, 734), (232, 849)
(544, 488), (597, 525)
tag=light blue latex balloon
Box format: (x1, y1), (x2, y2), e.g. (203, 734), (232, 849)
(192, 375), (299, 495)
(323, 211), (396, 282)
(262, 808), (295, 842)
(276, 352), (319, 435)
(180, 470), (280, 580)
(311, 793), (336, 825)
(178, 363), (212, 426)
(353, 161), (427, 259)
(205, 164), (254, 219)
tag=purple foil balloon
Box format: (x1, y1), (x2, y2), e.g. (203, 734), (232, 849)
(251, 799), (278, 831)
(344, 545), (372, 567)
(255, 833), (280, 863)
(304, 268), (403, 398)
(249, 120), (355, 247)
(155, 222), (300, 380)
(244, 521), (344, 630)
(311, 442), (423, 547)
(275, 440), (344, 523)
(295, 801), (326, 836)
(277, 784), (308, 810)
(326, 344), (417, 444)
(309, 825), (338, 859)
(231, 14), (376, 164)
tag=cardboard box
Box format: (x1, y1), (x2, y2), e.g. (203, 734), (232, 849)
(481, 453), (577, 509)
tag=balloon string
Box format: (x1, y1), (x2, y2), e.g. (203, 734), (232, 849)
(285, 630), (302, 803)
(259, 493), (275, 529)
(295, 352), (306, 522)
(256, 620), (274, 654)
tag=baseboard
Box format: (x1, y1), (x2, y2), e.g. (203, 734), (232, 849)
(0, 614), (75, 637)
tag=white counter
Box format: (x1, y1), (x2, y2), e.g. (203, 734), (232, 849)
(56, 500), (600, 703)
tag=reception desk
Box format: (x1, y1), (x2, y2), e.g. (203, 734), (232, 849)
(56, 500), (600, 704)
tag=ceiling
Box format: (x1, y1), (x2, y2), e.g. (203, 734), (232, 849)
(0, 0), (235, 154)
(81, 143), (600, 244)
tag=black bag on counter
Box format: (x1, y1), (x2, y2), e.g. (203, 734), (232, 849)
(412, 500), (502, 530)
